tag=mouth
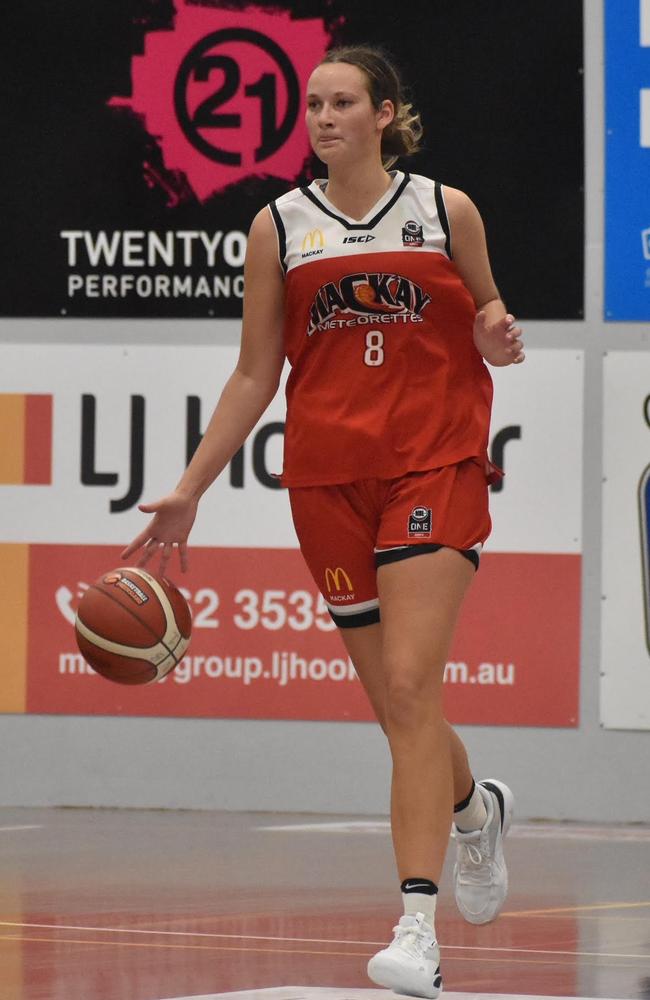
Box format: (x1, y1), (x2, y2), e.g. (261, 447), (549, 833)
(318, 136), (341, 144)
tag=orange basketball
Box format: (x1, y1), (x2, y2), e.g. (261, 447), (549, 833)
(74, 567), (192, 685)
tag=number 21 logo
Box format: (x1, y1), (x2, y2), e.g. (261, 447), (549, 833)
(174, 27), (300, 167)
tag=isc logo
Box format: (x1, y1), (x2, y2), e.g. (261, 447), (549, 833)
(343, 235), (375, 244)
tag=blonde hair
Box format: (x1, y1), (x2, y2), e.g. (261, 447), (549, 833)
(320, 45), (423, 168)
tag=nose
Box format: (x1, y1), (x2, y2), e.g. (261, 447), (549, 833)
(316, 102), (334, 128)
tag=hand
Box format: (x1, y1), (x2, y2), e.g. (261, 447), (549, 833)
(473, 312), (525, 367)
(120, 490), (198, 577)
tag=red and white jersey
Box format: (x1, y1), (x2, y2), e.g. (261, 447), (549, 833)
(269, 170), (494, 487)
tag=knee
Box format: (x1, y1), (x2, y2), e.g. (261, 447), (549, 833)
(383, 668), (443, 732)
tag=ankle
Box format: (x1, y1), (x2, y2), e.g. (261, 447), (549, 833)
(454, 779), (488, 832)
(401, 877), (438, 929)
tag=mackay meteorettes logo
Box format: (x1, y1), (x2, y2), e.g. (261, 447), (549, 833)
(307, 273), (432, 336)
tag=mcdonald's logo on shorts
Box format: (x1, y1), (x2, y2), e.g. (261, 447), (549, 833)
(324, 566), (355, 601)
(302, 229), (325, 258)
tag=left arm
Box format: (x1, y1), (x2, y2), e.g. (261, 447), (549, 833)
(443, 186), (524, 367)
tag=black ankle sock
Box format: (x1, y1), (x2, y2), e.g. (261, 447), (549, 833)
(401, 878), (438, 895)
(454, 779), (476, 813)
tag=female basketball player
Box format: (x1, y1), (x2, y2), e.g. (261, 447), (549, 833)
(122, 46), (524, 998)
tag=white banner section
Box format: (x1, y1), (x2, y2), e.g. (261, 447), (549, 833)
(602, 351), (650, 729)
(0, 346), (583, 553)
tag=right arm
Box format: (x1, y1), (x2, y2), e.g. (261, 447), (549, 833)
(121, 207), (285, 572)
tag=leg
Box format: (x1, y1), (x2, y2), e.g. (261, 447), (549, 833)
(365, 547), (473, 999)
(338, 623), (475, 807)
(377, 547), (475, 884)
(343, 606), (514, 929)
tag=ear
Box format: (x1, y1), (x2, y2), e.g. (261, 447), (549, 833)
(376, 99), (395, 133)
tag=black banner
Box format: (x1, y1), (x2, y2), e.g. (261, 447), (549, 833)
(1, 0), (583, 319)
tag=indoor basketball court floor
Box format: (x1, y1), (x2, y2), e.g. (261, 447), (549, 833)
(0, 806), (648, 1000)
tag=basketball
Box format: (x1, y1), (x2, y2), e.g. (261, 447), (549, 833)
(74, 567), (192, 685)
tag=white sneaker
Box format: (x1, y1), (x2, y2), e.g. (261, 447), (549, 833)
(452, 778), (514, 924)
(367, 912), (442, 998)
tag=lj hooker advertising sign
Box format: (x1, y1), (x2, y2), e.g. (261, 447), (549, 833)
(0, 345), (583, 725)
(1, 0), (583, 318)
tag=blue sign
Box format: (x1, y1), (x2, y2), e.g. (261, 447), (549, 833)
(605, 0), (650, 320)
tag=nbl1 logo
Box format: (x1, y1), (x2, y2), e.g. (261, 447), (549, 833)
(408, 506), (432, 537)
(402, 220), (424, 248)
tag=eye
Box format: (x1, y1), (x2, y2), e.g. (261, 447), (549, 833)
(336, 99), (352, 107)
(307, 99), (320, 111)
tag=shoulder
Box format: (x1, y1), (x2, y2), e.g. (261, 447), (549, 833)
(407, 171), (436, 190)
(439, 186), (484, 231)
(404, 173), (477, 223)
(246, 206), (285, 275)
(271, 185), (311, 212)
(250, 184), (309, 238)
(248, 206), (277, 243)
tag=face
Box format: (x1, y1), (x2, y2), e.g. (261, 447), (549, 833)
(305, 62), (394, 164)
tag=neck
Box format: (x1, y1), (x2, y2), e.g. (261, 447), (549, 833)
(323, 158), (394, 221)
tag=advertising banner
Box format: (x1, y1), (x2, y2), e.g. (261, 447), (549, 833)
(605, 0), (650, 319)
(601, 351), (650, 728)
(0, 345), (583, 725)
(1, 0), (583, 319)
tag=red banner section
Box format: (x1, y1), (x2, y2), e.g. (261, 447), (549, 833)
(22, 544), (580, 725)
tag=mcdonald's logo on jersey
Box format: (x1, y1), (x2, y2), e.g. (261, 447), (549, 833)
(325, 566), (355, 601)
(302, 229), (325, 258)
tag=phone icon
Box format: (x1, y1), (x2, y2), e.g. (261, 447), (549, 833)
(55, 583), (89, 625)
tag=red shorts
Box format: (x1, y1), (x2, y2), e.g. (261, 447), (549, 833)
(288, 458), (492, 628)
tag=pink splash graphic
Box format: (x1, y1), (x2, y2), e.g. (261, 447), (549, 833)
(108, 4), (330, 201)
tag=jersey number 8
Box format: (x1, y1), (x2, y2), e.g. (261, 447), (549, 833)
(364, 330), (384, 367)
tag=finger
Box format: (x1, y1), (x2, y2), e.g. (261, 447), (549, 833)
(158, 543), (173, 579)
(513, 351), (526, 364)
(179, 542), (189, 574)
(121, 530), (151, 561)
(138, 501), (161, 513)
(138, 538), (158, 568)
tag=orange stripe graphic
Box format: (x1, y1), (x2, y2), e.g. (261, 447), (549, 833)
(0, 545), (29, 713)
(0, 395), (25, 484)
(24, 395), (52, 485)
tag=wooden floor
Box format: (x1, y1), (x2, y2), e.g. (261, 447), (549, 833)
(0, 806), (648, 1000)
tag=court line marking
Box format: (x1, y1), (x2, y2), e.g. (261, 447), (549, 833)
(503, 901), (650, 916)
(0, 921), (648, 961)
(256, 821), (650, 842)
(125, 909), (650, 927)
(162, 992), (633, 1000)
(0, 825), (42, 832)
(0, 934), (646, 968)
